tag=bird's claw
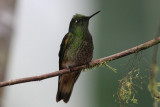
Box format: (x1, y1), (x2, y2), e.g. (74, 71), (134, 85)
(69, 66), (74, 72)
(85, 62), (90, 68)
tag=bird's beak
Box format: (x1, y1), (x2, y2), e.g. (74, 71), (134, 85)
(88, 10), (101, 19)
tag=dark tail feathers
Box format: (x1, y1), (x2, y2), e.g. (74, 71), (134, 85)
(56, 70), (81, 103)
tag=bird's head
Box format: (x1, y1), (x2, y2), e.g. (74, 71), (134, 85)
(69, 11), (100, 32)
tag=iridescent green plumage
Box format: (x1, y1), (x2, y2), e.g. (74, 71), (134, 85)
(56, 11), (100, 103)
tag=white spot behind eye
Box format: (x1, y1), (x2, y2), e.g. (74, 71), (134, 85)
(75, 20), (78, 23)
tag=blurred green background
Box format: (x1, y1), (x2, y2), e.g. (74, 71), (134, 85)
(93, 0), (160, 107)
(0, 0), (160, 107)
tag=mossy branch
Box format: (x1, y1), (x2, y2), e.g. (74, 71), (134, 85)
(0, 36), (160, 88)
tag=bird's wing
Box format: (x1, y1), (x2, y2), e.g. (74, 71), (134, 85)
(57, 32), (81, 102)
(58, 32), (73, 69)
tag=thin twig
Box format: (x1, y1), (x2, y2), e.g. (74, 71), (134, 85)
(0, 36), (160, 88)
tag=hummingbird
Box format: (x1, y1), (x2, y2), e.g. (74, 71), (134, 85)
(56, 11), (100, 103)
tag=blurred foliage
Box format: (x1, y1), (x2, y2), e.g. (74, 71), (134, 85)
(148, 47), (160, 102)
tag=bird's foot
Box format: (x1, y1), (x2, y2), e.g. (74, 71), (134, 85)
(85, 62), (90, 68)
(69, 66), (74, 72)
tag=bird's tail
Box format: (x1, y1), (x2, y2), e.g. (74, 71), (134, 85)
(56, 70), (81, 103)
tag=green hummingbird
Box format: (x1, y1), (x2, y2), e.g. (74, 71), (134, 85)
(56, 11), (100, 103)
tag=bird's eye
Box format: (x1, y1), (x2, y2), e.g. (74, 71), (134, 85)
(75, 19), (80, 23)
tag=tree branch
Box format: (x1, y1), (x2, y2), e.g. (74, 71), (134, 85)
(0, 36), (160, 88)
